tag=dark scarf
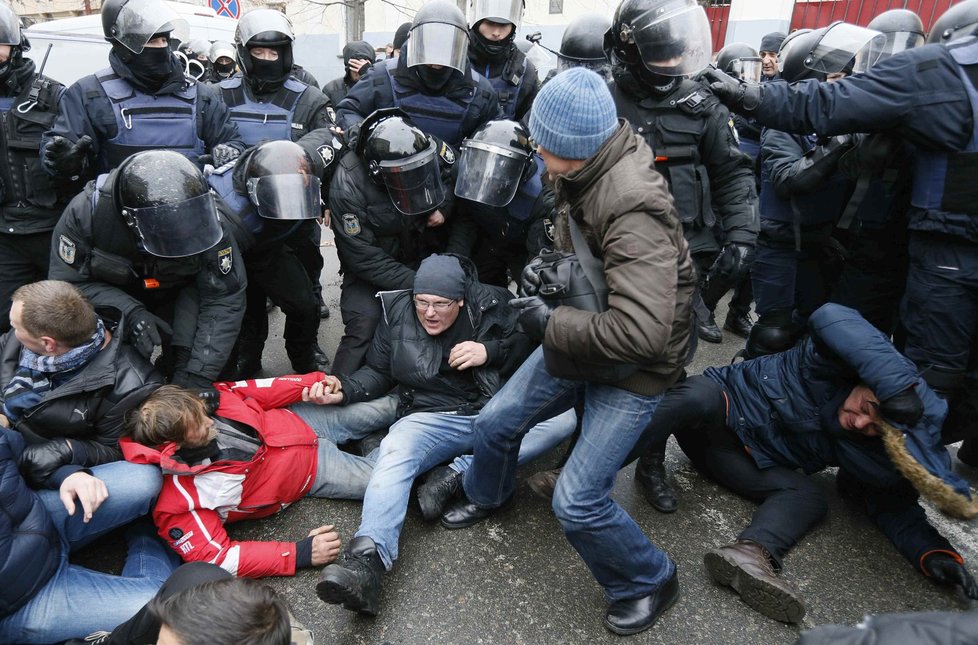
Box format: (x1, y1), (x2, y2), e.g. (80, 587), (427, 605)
(109, 48), (186, 95)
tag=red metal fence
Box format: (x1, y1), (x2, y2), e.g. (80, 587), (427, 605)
(789, 0), (958, 32)
(704, 2), (732, 51)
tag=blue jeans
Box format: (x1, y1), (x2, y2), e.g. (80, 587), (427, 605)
(356, 404), (575, 569)
(0, 461), (178, 644)
(291, 394), (399, 499)
(464, 348), (675, 602)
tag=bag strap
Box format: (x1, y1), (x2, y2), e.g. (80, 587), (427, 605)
(566, 214), (610, 306)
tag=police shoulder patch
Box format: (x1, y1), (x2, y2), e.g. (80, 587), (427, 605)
(58, 234), (76, 264)
(327, 106), (337, 123)
(439, 142), (456, 165)
(728, 118), (741, 146)
(343, 213), (361, 236)
(317, 144), (335, 167)
(543, 218), (555, 242)
(217, 246), (233, 275)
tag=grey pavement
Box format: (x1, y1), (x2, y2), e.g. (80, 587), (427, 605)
(80, 228), (978, 645)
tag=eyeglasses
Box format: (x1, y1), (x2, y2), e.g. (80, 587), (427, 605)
(413, 297), (457, 311)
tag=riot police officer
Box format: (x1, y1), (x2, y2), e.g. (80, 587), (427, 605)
(454, 119), (554, 286)
(604, 0), (758, 514)
(328, 110), (471, 375)
(336, 0), (499, 147)
(703, 0), (978, 467)
(553, 12), (613, 82)
(466, 0), (537, 120)
(40, 0), (243, 182)
(208, 140), (330, 378)
(205, 40), (237, 83)
(0, 4), (74, 333)
(48, 150), (246, 388)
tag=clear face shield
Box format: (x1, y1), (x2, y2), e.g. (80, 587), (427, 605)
(123, 192), (222, 258)
(728, 57), (763, 83)
(110, 0), (188, 54)
(377, 142), (447, 215)
(246, 174), (323, 220)
(0, 5), (21, 46)
(807, 22), (887, 75)
(865, 30), (925, 64)
(235, 10), (294, 45)
(557, 53), (612, 80)
(405, 22), (469, 73)
(625, 0), (712, 76)
(455, 140), (529, 207)
(470, 0), (523, 27)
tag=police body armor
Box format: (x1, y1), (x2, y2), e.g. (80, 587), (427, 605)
(219, 75), (306, 146)
(482, 48), (527, 120)
(0, 75), (65, 232)
(475, 154), (544, 243)
(911, 36), (978, 239)
(93, 68), (206, 172)
(378, 58), (480, 146)
(206, 166), (302, 251)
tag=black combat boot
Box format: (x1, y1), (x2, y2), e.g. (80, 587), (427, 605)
(286, 342), (330, 374)
(316, 536), (385, 616)
(416, 466), (463, 521)
(724, 308), (754, 339)
(634, 445), (678, 513)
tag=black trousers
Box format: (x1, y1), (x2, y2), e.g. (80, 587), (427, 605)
(332, 274), (383, 377)
(647, 376), (828, 567)
(240, 246), (320, 352)
(0, 231), (52, 333)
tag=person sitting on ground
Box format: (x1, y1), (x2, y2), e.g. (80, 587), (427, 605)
(121, 373), (399, 579)
(639, 302), (978, 624)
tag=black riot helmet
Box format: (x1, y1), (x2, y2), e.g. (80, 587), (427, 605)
(241, 140), (322, 221)
(101, 0), (188, 55)
(867, 9), (925, 59)
(604, 0), (712, 78)
(778, 29), (824, 82)
(779, 22), (885, 82)
(361, 109), (447, 216)
(117, 150), (222, 258)
(455, 119), (533, 207)
(234, 9), (295, 93)
(716, 42), (762, 83)
(928, 0), (978, 45)
(407, 0), (470, 74)
(557, 12), (612, 79)
(0, 3), (29, 79)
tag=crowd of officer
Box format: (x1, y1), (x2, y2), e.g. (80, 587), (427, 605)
(1, 0), (978, 640)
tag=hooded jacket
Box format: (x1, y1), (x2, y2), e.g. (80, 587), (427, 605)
(323, 40), (376, 106)
(544, 122), (696, 396)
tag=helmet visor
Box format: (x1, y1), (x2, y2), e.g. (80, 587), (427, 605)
(470, 0), (523, 27)
(406, 22), (469, 73)
(235, 10), (294, 46)
(557, 53), (611, 79)
(627, 0), (712, 76)
(728, 57), (762, 83)
(378, 142), (447, 215)
(127, 192), (222, 257)
(246, 174), (322, 220)
(111, 0), (188, 54)
(807, 23), (886, 74)
(866, 30), (925, 63)
(455, 140), (527, 207)
(0, 4), (21, 46)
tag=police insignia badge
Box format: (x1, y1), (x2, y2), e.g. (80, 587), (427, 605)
(728, 118), (741, 145)
(218, 247), (233, 275)
(343, 213), (361, 236)
(544, 218), (555, 242)
(439, 142), (456, 165)
(327, 106), (337, 123)
(318, 144), (335, 167)
(58, 234), (76, 264)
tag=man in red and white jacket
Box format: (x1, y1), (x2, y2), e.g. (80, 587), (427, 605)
(121, 372), (397, 578)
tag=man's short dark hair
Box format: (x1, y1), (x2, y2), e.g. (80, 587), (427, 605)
(148, 577), (291, 645)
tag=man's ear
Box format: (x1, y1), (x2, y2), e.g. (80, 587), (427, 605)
(40, 336), (61, 355)
(458, 299), (464, 308)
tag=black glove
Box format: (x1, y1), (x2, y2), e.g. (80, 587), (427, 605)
(42, 135), (92, 178)
(519, 256), (544, 297)
(509, 295), (555, 343)
(127, 309), (173, 358)
(699, 66), (763, 114)
(210, 143), (240, 167)
(701, 242), (755, 307)
(18, 439), (74, 488)
(924, 553), (978, 600)
(192, 387), (221, 414)
(880, 387), (924, 427)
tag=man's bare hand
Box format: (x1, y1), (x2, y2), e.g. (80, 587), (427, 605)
(449, 341), (488, 370)
(426, 209), (445, 228)
(60, 472), (108, 523)
(309, 524), (342, 566)
(0, 413), (9, 428)
(301, 378), (343, 405)
(348, 58), (371, 75)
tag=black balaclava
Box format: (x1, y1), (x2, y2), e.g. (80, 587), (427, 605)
(469, 21), (514, 62)
(214, 59), (236, 78)
(118, 38), (182, 92)
(416, 64), (455, 91)
(248, 46), (291, 94)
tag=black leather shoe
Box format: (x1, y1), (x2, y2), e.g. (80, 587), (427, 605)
(316, 536), (385, 616)
(958, 439), (978, 468)
(317, 294), (331, 319)
(440, 494), (512, 530)
(417, 466), (463, 521)
(287, 343), (330, 373)
(232, 350), (262, 380)
(604, 568), (680, 635)
(723, 309), (754, 339)
(696, 312), (723, 344)
(635, 448), (678, 513)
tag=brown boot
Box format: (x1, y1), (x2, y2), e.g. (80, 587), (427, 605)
(526, 468), (561, 499)
(703, 539), (805, 623)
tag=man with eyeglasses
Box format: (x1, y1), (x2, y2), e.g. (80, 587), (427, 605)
(313, 253), (574, 617)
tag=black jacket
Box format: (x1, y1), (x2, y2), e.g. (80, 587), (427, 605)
(340, 256), (531, 416)
(0, 307), (162, 488)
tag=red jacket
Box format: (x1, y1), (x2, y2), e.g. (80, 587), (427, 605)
(122, 373), (325, 578)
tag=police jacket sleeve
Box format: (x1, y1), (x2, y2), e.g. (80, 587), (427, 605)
(836, 468), (959, 575)
(700, 105), (758, 245)
(337, 313), (397, 404)
(295, 127), (343, 189)
(41, 82), (100, 178)
(47, 192), (150, 319)
(184, 229), (247, 381)
(335, 65), (380, 131)
(328, 169), (417, 290)
(773, 134), (856, 198)
(197, 82), (245, 154)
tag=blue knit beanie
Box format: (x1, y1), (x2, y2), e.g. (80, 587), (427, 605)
(528, 67), (618, 161)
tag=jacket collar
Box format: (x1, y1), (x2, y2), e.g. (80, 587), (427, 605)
(553, 121), (636, 204)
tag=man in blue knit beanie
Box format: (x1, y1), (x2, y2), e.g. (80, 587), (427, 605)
(442, 67), (698, 636)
